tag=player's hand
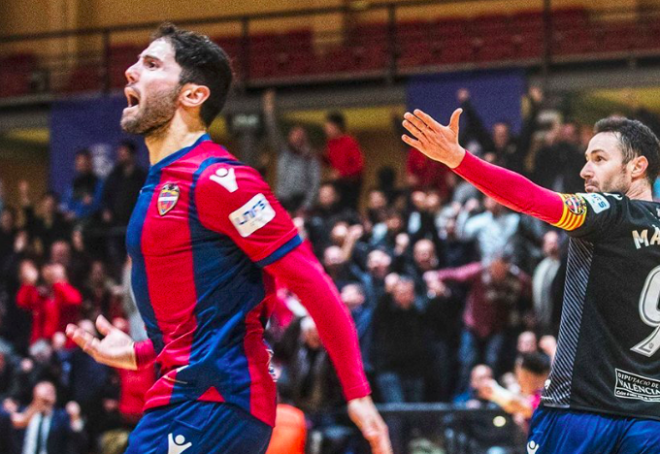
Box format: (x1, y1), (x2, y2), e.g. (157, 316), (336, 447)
(402, 108), (465, 169)
(347, 396), (392, 454)
(66, 315), (137, 370)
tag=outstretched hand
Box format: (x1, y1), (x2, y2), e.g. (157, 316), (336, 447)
(66, 316), (137, 370)
(401, 108), (466, 169)
(347, 396), (392, 454)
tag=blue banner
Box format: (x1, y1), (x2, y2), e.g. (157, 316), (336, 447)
(406, 69), (526, 135)
(49, 95), (149, 196)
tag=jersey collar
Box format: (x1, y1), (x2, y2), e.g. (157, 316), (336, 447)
(149, 133), (211, 173)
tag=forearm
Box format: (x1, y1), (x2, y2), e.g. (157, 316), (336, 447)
(53, 282), (82, 306)
(454, 151), (564, 225)
(266, 247), (371, 400)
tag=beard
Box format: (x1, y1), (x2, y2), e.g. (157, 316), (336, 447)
(121, 84), (180, 137)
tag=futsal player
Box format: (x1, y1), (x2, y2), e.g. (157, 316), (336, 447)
(402, 108), (660, 453)
(66, 23), (391, 454)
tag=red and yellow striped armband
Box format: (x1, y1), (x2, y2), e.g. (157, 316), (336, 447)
(552, 193), (587, 231)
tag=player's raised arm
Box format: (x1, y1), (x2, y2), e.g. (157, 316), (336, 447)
(402, 108), (580, 230)
(194, 162), (392, 454)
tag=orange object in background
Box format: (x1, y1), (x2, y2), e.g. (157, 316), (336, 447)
(265, 403), (307, 454)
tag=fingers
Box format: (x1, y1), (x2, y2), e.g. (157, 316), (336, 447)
(403, 112), (430, 136)
(95, 315), (114, 336)
(449, 108), (463, 134)
(66, 324), (100, 358)
(413, 109), (442, 132)
(401, 134), (422, 150)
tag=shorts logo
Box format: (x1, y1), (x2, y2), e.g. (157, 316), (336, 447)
(158, 184), (180, 216)
(527, 441), (540, 454)
(579, 193), (610, 214)
(564, 194), (586, 216)
(210, 167), (238, 193)
(168, 434), (192, 454)
(229, 193), (276, 237)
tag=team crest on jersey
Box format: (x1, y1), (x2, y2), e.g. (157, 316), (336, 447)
(158, 184), (180, 216)
(563, 194), (586, 216)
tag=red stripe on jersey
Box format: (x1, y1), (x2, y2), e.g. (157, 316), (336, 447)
(198, 386), (225, 403)
(141, 171), (199, 406)
(244, 274), (277, 425)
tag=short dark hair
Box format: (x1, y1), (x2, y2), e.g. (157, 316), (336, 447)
(119, 140), (137, 155)
(326, 111), (346, 132)
(152, 23), (233, 127)
(75, 148), (91, 159)
(519, 352), (551, 376)
(594, 117), (660, 186)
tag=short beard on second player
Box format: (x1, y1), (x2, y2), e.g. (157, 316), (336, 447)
(121, 84), (181, 138)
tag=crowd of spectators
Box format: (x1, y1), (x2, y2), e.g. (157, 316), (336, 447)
(0, 86), (659, 453)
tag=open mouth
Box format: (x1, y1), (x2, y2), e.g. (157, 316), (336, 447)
(124, 88), (140, 109)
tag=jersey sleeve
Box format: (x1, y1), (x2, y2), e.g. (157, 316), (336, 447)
(558, 192), (627, 240)
(195, 162), (302, 266)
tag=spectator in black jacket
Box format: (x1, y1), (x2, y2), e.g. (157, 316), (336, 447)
(101, 141), (146, 276)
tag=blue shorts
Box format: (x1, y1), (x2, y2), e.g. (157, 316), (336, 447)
(528, 407), (660, 454)
(125, 400), (272, 454)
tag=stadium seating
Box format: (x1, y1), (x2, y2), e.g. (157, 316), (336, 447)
(4, 7), (660, 98)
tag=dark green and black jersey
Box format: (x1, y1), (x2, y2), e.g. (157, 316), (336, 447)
(542, 192), (660, 420)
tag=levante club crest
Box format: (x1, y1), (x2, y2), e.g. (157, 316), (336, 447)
(158, 184), (180, 216)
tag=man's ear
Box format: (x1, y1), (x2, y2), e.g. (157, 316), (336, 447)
(179, 83), (210, 108)
(631, 155), (649, 179)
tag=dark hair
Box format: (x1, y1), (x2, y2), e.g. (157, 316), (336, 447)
(152, 23), (233, 127)
(594, 117), (660, 186)
(75, 148), (92, 159)
(119, 140), (137, 155)
(519, 352), (551, 376)
(326, 111), (346, 132)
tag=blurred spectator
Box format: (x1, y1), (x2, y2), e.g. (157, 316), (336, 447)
(0, 345), (18, 400)
(532, 231), (562, 334)
(277, 317), (343, 414)
(539, 335), (557, 362)
(372, 277), (428, 403)
(50, 239), (90, 291)
(516, 331), (538, 354)
(423, 273), (463, 402)
(406, 147), (452, 197)
(101, 141), (147, 275)
(0, 207), (17, 271)
(263, 90), (321, 213)
(457, 197), (520, 264)
(64, 319), (114, 449)
(453, 364), (496, 409)
(16, 261), (82, 346)
(19, 182), (71, 256)
(532, 121), (585, 193)
(324, 112), (364, 210)
(81, 261), (123, 322)
(0, 406), (17, 454)
(458, 87), (543, 175)
(341, 283), (373, 373)
(9, 381), (86, 454)
(436, 256), (531, 393)
(62, 149), (103, 223)
(477, 353), (551, 430)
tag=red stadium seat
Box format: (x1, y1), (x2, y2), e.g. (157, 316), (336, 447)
(552, 29), (596, 56)
(0, 53), (37, 98)
(397, 42), (433, 68)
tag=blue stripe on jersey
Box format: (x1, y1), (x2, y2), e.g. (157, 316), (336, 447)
(180, 157), (266, 409)
(255, 234), (303, 267)
(126, 171), (165, 353)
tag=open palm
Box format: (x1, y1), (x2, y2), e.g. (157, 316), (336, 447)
(66, 315), (137, 370)
(401, 108), (466, 169)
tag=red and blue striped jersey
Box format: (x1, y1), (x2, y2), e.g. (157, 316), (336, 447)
(126, 134), (302, 425)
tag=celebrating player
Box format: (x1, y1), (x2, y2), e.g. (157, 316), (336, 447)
(65, 23), (391, 454)
(402, 108), (660, 452)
